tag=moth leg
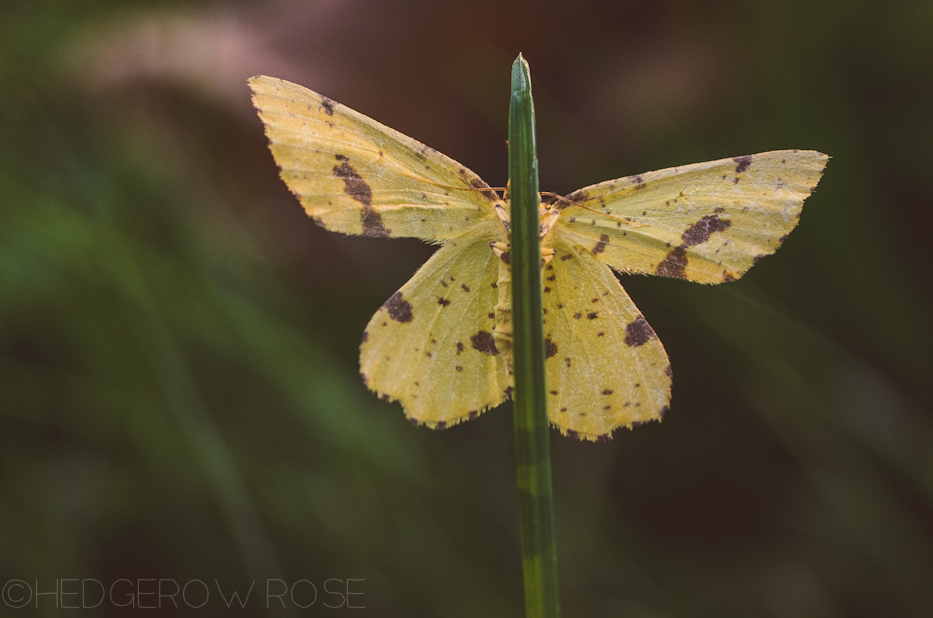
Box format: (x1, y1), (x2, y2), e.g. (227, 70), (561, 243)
(490, 241), (510, 261)
(539, 206), (560, 238)
(494, 202), (510, 231)
(490, 241), (514, 376)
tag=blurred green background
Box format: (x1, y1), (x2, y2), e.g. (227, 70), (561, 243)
(2, 0), (932, 616)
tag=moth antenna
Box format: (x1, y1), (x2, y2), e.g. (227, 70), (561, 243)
(399, 176), (507, 200)
(539, 191), (647, 228)
(539, 191), (576, 208)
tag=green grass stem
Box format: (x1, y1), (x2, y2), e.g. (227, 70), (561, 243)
(508, 54), (561, 618)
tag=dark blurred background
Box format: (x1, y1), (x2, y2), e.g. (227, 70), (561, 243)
(2, 1), (932, 616)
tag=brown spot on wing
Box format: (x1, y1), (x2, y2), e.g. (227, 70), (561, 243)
(470, 178), (498, 202)
(360, 207), (389, 237)
(565, 189), (589, 207)
(624, 316), (656, 347)
(544, 337), (558, 359)
(471, 331), (499, 356)
(320, 97), (335, 116)
(437, 297), (451, 306)
(592, 234), (610, 255)
(383, 292), (413, 323)
(681, 215), (731, 246)
(435, 421), (447, 430)
(333, 155), (372, 205)
(360, 331), (368, 343)
(733, 155), (753, 173)
(333, 155), (389, 237)
(657, 246), (688, 278)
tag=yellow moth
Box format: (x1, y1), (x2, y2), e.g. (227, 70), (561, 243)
(249, 75), (827, 441)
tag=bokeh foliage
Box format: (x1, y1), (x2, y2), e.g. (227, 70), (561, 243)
(1, 0), (932, 616)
